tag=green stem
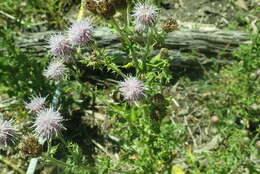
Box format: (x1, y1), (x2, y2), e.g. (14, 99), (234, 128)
(90, 41), (104, 58)
(52, 81), (62, 107)
(46, 156), (134, 173)
(47, 139), (52, 153)
(111, 16), (141, 76)
(89, 42), (126, 78)
(108, 63), (127, 78)
(0, 156), (26, 174)
(111, 17), (131, 45)
(45, 156), (97, 172)
(145, 28), (154, 59)
(77, 0), (86, 21)
(130, 49), (139, 74)
(58, 136), (67, 147)
(143, 28), (153, 73)
(126, 1), (131, 28)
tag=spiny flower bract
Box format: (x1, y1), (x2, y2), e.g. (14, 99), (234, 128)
(68, 19), (94, 46)
(43, 60), (67, 80)
(132, 2), (158, 26)
(135, 23), (146, 33)
(34, 108), (65, 140)
(48, 34), (72, 57)
(0, 119), (16, 146)
(119, 77), (145, 102)
(25, 95), (47, 113)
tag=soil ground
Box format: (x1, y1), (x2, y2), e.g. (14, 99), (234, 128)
(160, 0), (259, 30)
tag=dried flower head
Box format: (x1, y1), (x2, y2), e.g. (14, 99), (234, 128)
(20, 135), (42, 157)
(85, 0), (116, 18)
(0, 119), (16, 146)
(132, 2), (158, 26)
(34, 108), (65, 140)
(85, 0), (98, 14)
(43, 60), (67, 80)
(119, 77), (144, 102)
(68, 20), (94, 46)
(25, 95), (47, 113)
(48, 34), (72, 57)
(162, 17), (179, 33)
(96, 0), (116, 18)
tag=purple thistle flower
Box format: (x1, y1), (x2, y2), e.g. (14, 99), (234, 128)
(119, 77), (145, 102)
(33, 108), (65, 140)
(132, 2), (158, 26)
(68, 20), (94, 46)
(43, 60), (67, 80)
(0, 119), (16, 146)
(48, 34), (72, 58)
(25, 95), (47, 113)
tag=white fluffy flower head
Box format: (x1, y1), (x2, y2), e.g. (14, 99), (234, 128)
(48, 34), (72, 57)
(0, 119), (16, 146)
(132, 2), (158, 26)
(25, 95), (47, 112)
(34, 108), (65, 140)
(43, 60), (67, 80)
(119, 77), (145, 102)
(68, 19), (94, 46)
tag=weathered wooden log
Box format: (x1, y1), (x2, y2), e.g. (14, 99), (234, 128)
(14, 27), (250, 67)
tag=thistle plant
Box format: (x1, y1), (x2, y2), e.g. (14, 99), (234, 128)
(119, 76), (145, 102)
(132, 2), (158, 27)
(14, 1), (172, 173)
(68, 19), (94, 46)
(0, 119), (16, 146)
(33, 108), (66, 140)
(25, 95), (47, 113)
(1, 0), (258, 174)
(43, 60), (67, 80)
(48, 34), (73, 59)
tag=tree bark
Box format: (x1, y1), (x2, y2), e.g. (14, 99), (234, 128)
(14, 27), (250, 66)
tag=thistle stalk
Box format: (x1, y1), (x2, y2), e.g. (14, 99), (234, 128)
(110, 17), (131, 45)
(0, 156), (26, 174)
(26, 82), (63, 174)
(77, 0), (86, 21)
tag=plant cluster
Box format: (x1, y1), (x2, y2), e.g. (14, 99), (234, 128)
(1, 1), (175, 173)
(0, 0), (259, 174)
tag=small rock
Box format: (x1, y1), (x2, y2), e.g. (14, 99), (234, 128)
(256, 140), (260, 149)
(211, 116), (219, 124)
